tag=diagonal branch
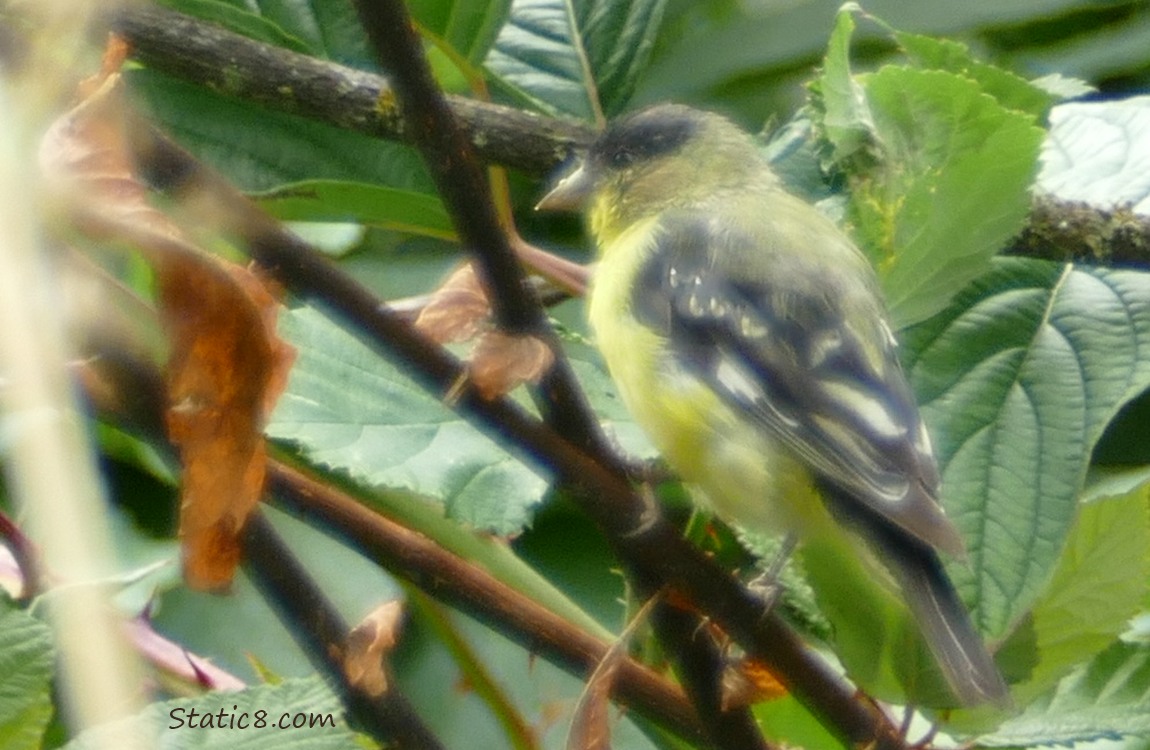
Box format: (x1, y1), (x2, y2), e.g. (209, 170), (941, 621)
(242, 512), (444, 749)
(348, 0), (612, 462)
(267, 460), (709, 745)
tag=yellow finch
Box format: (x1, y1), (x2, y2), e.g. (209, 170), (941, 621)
(538, 104), (1007, 706)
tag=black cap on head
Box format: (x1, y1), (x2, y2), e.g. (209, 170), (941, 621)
(589, 104), (703, 171)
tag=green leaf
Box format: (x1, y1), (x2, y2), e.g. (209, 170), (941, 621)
(809, 12), (1045, 327)
(126, 69), (435, 194)
(902, 260), (1150, 640)
(62, 677), (355, 749)
(262, 0), (376, 68)
(811, 4), (875, 164)
(1014, 477), (1150, 702)
(893, 31), (1056, 120)
(236, 0), (376, 68)
(154, 0), (314, 53)
(573, 0), (668, 117)
(485, 0), (667, 121)
(408, 0), (513, 65)
(855, 66), (1044, 327)
(980, 641), (1150, 746)
(754, 694), (847, 750)
(0, 604), (54, 750)
(157, 0), (376, 68)
(254, 180), (454, 239)
(1038, 98), (1150, 214)
(267, 306), (548, 535)
(1084, 465), (1150, 503)
(484, 0), (599, 121)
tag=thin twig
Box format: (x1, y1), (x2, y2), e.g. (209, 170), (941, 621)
(0, 510), (38, 601)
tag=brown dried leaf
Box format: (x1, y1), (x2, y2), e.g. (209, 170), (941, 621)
(414, 262), (492, 343)
(77, 34), (131, 100)
(568, 641), (625, 750)
(468, 331), (555, 401)
(344, 601), (405, 697)
(162, 256), (293, 590)
(566, 595), (660, 750)
(721, 656), (789, 711)
(41, 47), (294, 591)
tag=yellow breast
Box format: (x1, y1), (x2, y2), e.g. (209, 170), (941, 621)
(586, 217), (827, 537)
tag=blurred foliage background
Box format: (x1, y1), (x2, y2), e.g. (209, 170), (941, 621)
(636, 0), (1150, 127)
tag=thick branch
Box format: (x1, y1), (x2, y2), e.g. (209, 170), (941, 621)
(1008, 195), (1150, 266)
(109, 3), (591, 178)
(109, 5), (1150, 270)
(267, 460), (708, 745)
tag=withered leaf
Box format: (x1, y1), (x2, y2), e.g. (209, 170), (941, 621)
(566, 595), (660, 750)
(162, 256), (293, 590)
(468, 331), (555, 401)
(344, 600), (404, 697)
(414, 262), (492, 344)
(721, 656), (788, 711)
(41, 44), (294, 591)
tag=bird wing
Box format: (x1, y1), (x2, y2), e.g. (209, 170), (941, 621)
(630, 212), (964, 556)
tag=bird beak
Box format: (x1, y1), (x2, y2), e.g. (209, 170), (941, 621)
(535, 162), (593, 212)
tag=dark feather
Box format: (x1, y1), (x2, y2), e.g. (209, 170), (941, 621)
(632, 212), (964, 556)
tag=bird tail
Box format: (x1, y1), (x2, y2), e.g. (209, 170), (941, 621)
(882, 537), (1010, 707)
(822, 487), (1009, 707)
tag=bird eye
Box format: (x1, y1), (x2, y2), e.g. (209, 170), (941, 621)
(607, 148), (637, 168)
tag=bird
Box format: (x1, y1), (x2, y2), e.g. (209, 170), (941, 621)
(536, 103), (1008, 707)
